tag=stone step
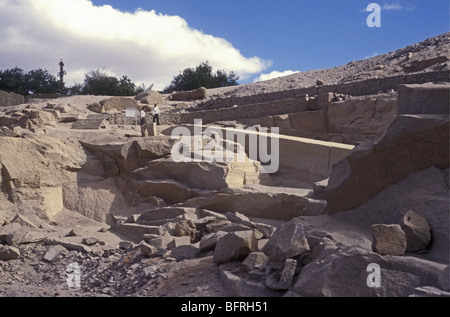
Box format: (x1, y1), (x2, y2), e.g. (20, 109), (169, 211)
(72, 114), (109, 130)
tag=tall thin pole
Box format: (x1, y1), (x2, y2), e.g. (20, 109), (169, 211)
(59, 60), (66, 97)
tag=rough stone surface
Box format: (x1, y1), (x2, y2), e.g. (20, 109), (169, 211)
(220, 269), (282, 298)
(266, 259), (298, 291)
(0, 223), (28, 246)
(134, 91), (163, 105)
(225, 212), (255, 228)
(145, 234), (173, 250)
(213, 231), (258, 264)
(45, 238), (92, 253)
(398, 83), (450, 114)
(199, 231), (227, 252)
(401, 210), (432, 252)
(0, 245), (20, 261)
(262, 222), (310, 261)
(292, 246), (424, 297)
(110, 223), (162, 243)
(372, 224), (407, 256)
(171, 87), (207, 101)
(278, 259), (298, 290)
(99, 97), (139, 113)
(167, 236), (191, 250)
(43, 245), (67, 263)
(170, 245), (200, 261)
(253, 222), (276, 239)
(139, 241), (157, 257)
(206, 219), (232, 233)
(325, 115), (449, 213)
(174, 220), (198, 243)
(83, 237), (99, 246)
(242, 252), (268, 272)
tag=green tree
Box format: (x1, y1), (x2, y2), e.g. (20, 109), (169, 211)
(82, 69), (119, 96)
(0, 67), (26, 95)
(117, 76), (136, 96)
(67, 82), (83, 96)
(25, 68), (60, 94)
(0, 67), (60, 95)
(81, 69), (138, 96)
(163, 61), (239, 94)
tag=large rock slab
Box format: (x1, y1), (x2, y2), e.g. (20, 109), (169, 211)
(81, 140), (140, 175)
(144, 233), (173, 249)
(99, 97), (139, 112)
(184, 190), (310, 221)
(325, 114), (449, 214)
(398, 83), (450, 114)
(0, 245), (20, 261)
(220, 269), (282, 298)
(213, 231), (258, 264)
(134, 137), (177, 162)
(332, 166), (449, 263)
(170, 245), (200, 261)
(0, 223), (28, 246)
(43, 245), (67, 263)
(135, 91), (163, 105)
(293, 246), (422, 297)
(139, 241), (157, 257)
(199, 231), (227, 252)
(384, 255), (449, 291)
(138, 207), (197, 223)
(110, 223), (162, 243)
(0, 135), (83, 220)
(133, 181), (201, 205)
(371, 224), (407, 256)
(143, 159), (260, 191)
(262, 222), (310, 261)
(327, 96), (397, 136)
(45, 238), (92, 253)
(63, 178), (130, 224)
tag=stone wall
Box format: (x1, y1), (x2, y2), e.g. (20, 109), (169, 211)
(398, 83), (450, 114)
(0, 90), (25, 107)
(191, 70), (449, 112)
(162, 97), (311, 125)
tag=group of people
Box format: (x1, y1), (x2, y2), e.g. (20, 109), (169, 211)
(140, 104), (160, 126)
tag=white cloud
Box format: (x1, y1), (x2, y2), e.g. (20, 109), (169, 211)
(382, 3), (416, 11)
(0, 0), (271, 91)
(364, 52), (380, 59)
(253, 70), (300, 83)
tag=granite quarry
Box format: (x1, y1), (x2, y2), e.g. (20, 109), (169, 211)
(0, 33), (449, 297)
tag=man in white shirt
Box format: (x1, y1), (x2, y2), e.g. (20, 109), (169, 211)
(152, 104), (160, 125)
(140, 109), (146, 126)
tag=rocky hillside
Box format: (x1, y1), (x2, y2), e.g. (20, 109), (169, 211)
(0, 32), (449, 298)
(207, 32), (450, 99)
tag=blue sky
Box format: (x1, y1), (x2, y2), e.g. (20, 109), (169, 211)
(91, 0), (449, 74)
(0, 0), (448, 89)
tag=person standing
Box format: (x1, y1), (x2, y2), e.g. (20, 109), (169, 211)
(140, 109), (147, 126)
(152, 104), (160, 125)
